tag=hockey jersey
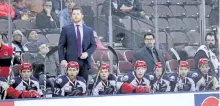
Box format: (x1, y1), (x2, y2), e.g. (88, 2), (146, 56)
(191, 71), (219, 91)
(52, 75), (87, 97)
(10, 76), (43, 96)
(88, 74), (117, 96)
(148, 74), (170, 92)
(118, 72), (151, 89)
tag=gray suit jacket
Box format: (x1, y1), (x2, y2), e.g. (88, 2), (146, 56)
(133, 47), (165, 73)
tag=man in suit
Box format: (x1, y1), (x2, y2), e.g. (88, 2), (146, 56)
(133, 32), (165, 73)
(58, 7), (97, 82)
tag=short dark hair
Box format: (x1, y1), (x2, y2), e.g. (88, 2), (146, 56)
(144, 32), (155, 39)
(14, 0), (23, 3)
(205, 32), (216, 41)
(72, 6), (83, 14)
(44, 0), (52, 5)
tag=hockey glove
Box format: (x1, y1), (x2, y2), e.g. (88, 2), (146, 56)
(21, 90), (41, 98)
(121, 83), (134, 93)
(135, 86), (153, 93)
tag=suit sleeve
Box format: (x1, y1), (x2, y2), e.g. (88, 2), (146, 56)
(86, 30), (97, 58)
(58, 27), (67, 62)
(133, 51), (141, 65)
(194, 50), (208, 70)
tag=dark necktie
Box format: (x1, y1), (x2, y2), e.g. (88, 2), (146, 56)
(76, 25), (82, 57)
(151, 49), (158, 62)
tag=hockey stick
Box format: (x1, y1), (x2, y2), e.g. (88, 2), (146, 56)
(204, 51), (216, 90)
(90, 52), (104, 95)
(107, 46), (120, 94)
(43, 46), (58, 97)
(107, 46), (120, 76)
(170, 48), (181, 75)
(153, 49), (168, 92)
(3, 54), (15, 99)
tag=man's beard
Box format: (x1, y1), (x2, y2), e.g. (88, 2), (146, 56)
(146, 43), (154, 49)
(208, 43), (215, 49)
(72, 17), (82, 23)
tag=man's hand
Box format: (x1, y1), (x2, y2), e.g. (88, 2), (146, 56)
(45, 8), (51, 16)
(61, 60), (67, 68)
(80, 52), (88, 59)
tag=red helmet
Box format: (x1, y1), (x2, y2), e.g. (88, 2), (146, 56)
(154, 62), (163, 69)
(179, 61), (189, 68)
(100, 63), (110, 70)
(134, 60), (147, 69)
(198, 58), (209, 66)
(67, 61), (79, 69)
(20, 62), (32, 71)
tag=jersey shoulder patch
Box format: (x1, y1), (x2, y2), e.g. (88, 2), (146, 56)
(169, 76), (176, 81)
(121, 75), (129, 82)
(55, 78), (63, 84)
(9, 79), (15, 85)
(191, 72), (198, 78)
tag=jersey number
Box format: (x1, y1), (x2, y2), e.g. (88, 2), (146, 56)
(53, 88), (60, 95)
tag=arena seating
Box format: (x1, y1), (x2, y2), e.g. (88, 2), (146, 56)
(0, 0), (218, 91)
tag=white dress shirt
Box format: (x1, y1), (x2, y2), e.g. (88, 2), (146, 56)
(74, 21), (84, 51)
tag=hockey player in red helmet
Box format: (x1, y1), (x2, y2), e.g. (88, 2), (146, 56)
(192, 58), (219, 91)
(0, 77), (42, 99)
(170, 61), (196, 92)
(88, 62), (117, 95)
(19, 62), (33, 81)
(9, 62), (42, 99)
(53, 61), (87, 97)
(119, 60), (152, 94)
(148, 62), (170, 92)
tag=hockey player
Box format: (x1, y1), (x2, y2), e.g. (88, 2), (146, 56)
(9, 62), (42, 98)
(148, 62), (170, 92)
(169, 61), (196, 92)
(88, 63), (116, 96)
(52, 61), (87, 97)
(192, 58), (219, 91)
(0, 77), (41, 99)
(119, 60), (152, 94)
(0, 34), (20, 78)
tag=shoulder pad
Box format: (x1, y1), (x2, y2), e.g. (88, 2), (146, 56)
(191, 73), (198, 78)
(77, 76), (86, 83)
(169, 76), (175, 81)
(56, 78), (63, 84)
(109, 74), (117, 80)
(121, 75), (129, 82)
(0, 77), (6, 82)
(30, 76), (39, 81)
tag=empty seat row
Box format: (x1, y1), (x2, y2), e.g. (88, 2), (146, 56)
(143, 5), (211, 17)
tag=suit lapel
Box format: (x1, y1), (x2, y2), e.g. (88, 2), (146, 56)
(71, 24), (77, 46)
(142, 47), (155, 63)
(82, 24), (86, 48)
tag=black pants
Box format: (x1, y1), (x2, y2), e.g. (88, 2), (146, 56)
(77, 59), (89, 83)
